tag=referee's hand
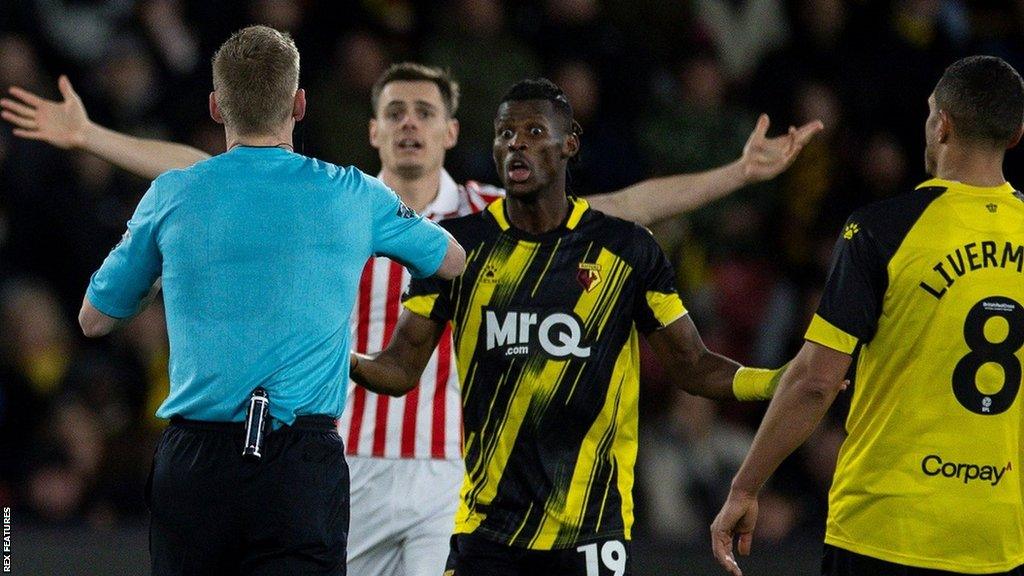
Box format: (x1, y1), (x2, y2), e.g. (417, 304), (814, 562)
(710, 489), (759, 576)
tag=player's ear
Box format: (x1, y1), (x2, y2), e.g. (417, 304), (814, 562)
(369, 117), (380, 149)
(563, 122), (580, 159)
(1008, 124), (1024, 150)
(445, 118), (460, 150)
(209, 92), (224, 124)
(292, 89), (306, 122)
(937, 109), (952, 144)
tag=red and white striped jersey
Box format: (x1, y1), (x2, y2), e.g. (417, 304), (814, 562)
(338, 170), (504, 460)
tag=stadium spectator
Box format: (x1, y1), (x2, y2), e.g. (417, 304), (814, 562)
(0, 34), (45, 93)
(637, 389), (754, 543)
(0, 279), (75, 490)
(424, 0), (541, 181)
(30, 0), (136, 67)
(639, 53), (773, 263)
(307, 31), (390, 175)
(530, 0), (642, 113)
(549, 59), (645, 196)
(137, 0), (201, 78)
(691, 0), (789, 83)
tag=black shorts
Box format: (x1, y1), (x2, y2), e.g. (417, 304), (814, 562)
(822, 544), (1024, 576)
(445, 532), (632, 576)
(148, 416), (349, 576)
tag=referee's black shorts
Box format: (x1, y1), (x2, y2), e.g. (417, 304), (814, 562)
(148, 415), (349, 576)
(822, 544), (1024, 576)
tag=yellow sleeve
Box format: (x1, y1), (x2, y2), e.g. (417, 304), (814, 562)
(804, 314), (859, 354)
(645, 291), (688, 328)
(402, 294), (439, 319)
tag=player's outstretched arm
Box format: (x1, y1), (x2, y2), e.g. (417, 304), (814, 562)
(349, 310), (446, 397)
(1, 75), (210, 179)
(586, 114), (824, 225)
(646, 314), (789, 401)
(709, 341), (850, 576)
(646, 315), (742, 400)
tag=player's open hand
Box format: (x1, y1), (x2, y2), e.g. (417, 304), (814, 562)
(710, 489), (759, 576)
(1, 75), (90, 149)
(740, 114), (824, 184)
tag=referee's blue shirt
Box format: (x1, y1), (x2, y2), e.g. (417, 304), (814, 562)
(86, 146), (450, 424)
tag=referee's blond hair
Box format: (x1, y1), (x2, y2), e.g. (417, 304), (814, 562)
(212, 26), (300, 136)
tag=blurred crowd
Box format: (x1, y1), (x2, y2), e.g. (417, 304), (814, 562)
(1, 0), (1023, 550)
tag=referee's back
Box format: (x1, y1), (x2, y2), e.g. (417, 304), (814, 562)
(86, 146), (448, 425)
(78, 25), (460, 576)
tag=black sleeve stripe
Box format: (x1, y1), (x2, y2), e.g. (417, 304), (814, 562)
(817, 186), (947, 344)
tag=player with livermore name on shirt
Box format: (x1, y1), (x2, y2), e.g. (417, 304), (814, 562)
(711, 55), (1024, 576)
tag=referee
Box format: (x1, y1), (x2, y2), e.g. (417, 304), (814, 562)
(77, 25), (465, 576)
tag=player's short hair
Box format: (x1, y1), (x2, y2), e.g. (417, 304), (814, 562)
(371, 63), (460, 117)
(934, 55), (1024, 146)
(500, 78), (581, 137)
(211, 25), (300, 136)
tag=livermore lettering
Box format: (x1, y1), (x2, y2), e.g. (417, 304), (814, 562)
(921, 454), (1012, 486)
(919, 241), (1024, 299)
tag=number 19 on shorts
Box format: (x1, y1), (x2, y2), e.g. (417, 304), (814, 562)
(576, 540), (629, 576)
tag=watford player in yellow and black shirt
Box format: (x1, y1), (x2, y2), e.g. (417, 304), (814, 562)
(712, 56), (1024, 576)
(407, 195), (683, 553)
(350, 79), (805, 576)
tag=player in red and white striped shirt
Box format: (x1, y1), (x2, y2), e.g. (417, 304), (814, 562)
(340, 174), (500, 463)
(338, 172), (500, 576)
(3, 62), (822, 576)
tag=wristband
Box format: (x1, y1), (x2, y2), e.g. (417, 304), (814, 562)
(732, 365), (785, 400)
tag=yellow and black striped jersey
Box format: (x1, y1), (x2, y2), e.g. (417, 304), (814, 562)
(806, 178), (1024, 573)
(404, 197), (686, 550)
